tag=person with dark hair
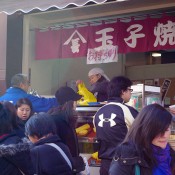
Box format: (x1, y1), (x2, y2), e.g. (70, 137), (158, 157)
(48, 86), (82, 157)
(0, 103), (33, 175)
(93, 76), (138, 175)
(15, 98), (34, 138)
(25, 113), (73, 175)
(109, 104), (175, 175)
(1, 101), (18, 130)
(0, 73), (58, 112)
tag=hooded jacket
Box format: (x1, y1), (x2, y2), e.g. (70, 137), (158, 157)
(0, 87), (58, 112)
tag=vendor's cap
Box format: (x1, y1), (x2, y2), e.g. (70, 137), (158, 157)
(55, 86), (82, 105)
(88, 67), (110, 81)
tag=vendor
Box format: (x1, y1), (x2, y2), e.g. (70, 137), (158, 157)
(77, 67), (110, 102)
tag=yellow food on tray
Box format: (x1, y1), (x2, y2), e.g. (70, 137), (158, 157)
(78, 129), (88, 136)
(76, 124), (90, 134)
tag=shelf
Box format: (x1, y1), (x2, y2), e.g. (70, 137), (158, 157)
(131, 84), (160, 93)
(76, 105), (100, 155)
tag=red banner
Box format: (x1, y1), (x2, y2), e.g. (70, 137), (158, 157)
(88, 23), (119, 49)
(35, 29), (61, 60)
(148, 15), (175, 51)
(61, 26), (89, 58)
(118, 19), (149, 53)
(35, 15), (175, 60)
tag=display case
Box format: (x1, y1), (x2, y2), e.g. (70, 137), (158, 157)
(127, 84), (161, 111)
(76, 105), (102, 174)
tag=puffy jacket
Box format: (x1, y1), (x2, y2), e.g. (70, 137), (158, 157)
(0, 87), (58, 112)
(93, 97), (138, 160)
(109, 143), (175, 175)
(0, 133), (33, 175)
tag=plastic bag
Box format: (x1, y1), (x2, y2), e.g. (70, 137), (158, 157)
(77, 82), (97, 105)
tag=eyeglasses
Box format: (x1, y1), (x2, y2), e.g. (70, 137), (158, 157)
(127, 88), (133, 92)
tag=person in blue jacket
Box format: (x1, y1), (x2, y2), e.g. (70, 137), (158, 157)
(0, 73), (58, 113)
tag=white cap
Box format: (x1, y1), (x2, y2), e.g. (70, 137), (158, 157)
(88, 67), (110, 81)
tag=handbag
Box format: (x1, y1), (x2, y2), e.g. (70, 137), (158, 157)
(72, 156), (86, 173)
(135, 164), (140, 175)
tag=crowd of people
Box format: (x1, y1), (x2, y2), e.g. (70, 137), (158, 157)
(0, 69), (174, 175)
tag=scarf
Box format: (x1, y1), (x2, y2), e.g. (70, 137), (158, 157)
(152, 144), (172, 175)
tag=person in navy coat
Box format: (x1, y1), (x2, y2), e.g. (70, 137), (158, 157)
(25, 113), (73, 175)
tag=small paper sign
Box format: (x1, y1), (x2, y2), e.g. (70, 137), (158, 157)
(87, 45), (118, 64)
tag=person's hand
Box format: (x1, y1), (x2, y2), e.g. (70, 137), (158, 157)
(169, 106), (175, 115)
(76, 80), (84, 86)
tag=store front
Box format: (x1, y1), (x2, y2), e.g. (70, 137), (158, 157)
(0, 0), (175, 97)
(20, 0), (175, 97)
(0, 1), (175, 174)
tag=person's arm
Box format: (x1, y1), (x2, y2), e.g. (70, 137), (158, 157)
(90, 81), (108, 94)
(27, 94), (58, 113)
(169, 107), (175, 115)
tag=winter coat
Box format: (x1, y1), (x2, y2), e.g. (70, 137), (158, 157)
(31, 135), (73, 175)
(0, 133), (33, 175)
(90, 76), (109, 102)
(94, 97), (138, 160)
(50, 111), (79, 157)
(109, 143), (175, 175)
(0, 87), (58, 112)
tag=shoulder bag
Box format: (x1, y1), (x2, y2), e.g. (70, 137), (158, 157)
(135, 164), (140, 175)
(46, 143), (72, 170)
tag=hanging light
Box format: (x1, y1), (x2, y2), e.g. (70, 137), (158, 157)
(152, 52), (161, 57)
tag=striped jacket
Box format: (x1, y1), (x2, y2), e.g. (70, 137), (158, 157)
(93, 97), (138, 160)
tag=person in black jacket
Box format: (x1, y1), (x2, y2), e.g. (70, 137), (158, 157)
(0, 103), (33, 175)
(25, 113), (73, 175)
(77, 67), (110, 102)
(93, 76), (138, 175)
(48, 86), (82, 157)
(109, 104), (175, 175)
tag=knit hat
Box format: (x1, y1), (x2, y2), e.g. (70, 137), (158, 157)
(55, 86), (82, 105)
(88, 67), (110, 81)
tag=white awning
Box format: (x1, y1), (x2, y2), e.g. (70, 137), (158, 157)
(0, 0), (114, 15)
